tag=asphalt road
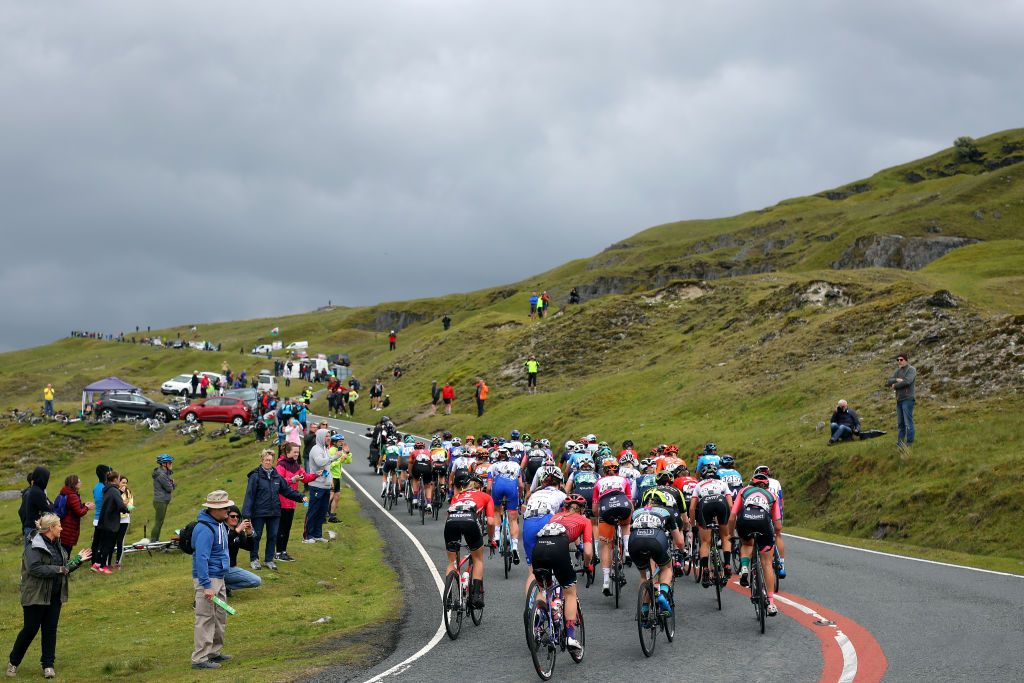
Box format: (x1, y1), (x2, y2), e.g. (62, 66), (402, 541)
(307, 416), (1024, 683)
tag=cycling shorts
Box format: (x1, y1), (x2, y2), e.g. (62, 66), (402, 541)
(381, 459), (398, 475)
(332, 478), (341, 493)
(736, 507), (775, 553)
(696, 496), (729, 529)
(532, 534), (576, 588)
(397, 456), (410, 469)
(522, 514), (552, 565)
(491, 478), (520, 512)
(597, 493), (631, 540)
(628, 529), (671, 567)
(411, 462), (432, 483)
(444, 514), (484, 553)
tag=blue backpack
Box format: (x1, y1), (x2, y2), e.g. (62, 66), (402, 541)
(53, 493), (69, 519)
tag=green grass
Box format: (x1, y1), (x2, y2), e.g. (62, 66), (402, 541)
(919, 240), (1024, 313)
(0, 423), (399, 681)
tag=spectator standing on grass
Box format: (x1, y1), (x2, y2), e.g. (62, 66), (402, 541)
(190, 490), (233, 670)
(224, 506), (260, 593)
(55, 475), (93, 558)
(6, 513), (91, 680)
(200, 374), (210, 398)
(539, 291), (550, 318)
(569, 287), (580, 305)
(885, 353), (917, 448)
(828, 400), (861, 445)
(303, 422), (324, 476)
(284, 417), (303, 449)
(347, 388), (359, 417)
(93, 470), (126, 573)
(304, 429), (339, 543)
(442, 313), (451, 330)
(151, 455), (175, 542)
(20, 467), (52, 545)
(388, 330), (397, 351)
(442, 381), (455, 415)
(475, 378), (489, 417)
(113, 476), (134, 569)
(42, 385), (55, 418)
(190, 372), (200, 397)
(328, 434), (352, 524)
(529, 292), (539, 318)
(276, 443), (316, 562)
(430, 381), (441, 415)
(524, 356), (540, 393)
(89, 465), (110, 559)
(241, 450), (305, 571)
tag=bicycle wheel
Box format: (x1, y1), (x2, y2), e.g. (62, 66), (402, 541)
(712, 548), (723, 611)
(419, 484), (426, 526)
(528, 602), (556, 680)
(613, 534), (623, 609)
(663, 585), (676, 642)
(432, 480), (442, 521)
(406, 481), (413, 516)
(469, 590), (484, 626)
(502, 516), (512, 579)
(773, 546), (783, 586)
(637, 579), (657, 657)
(569, 598), (585, 663)
(523, 579), (539, 644)
(691, 535), (702, 583)
(443, 571), (463, 640)
(731, 538), (743, 575)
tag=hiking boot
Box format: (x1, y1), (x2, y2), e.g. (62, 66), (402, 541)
(250, 560), (262, 570)
(739, 567), (749, 587)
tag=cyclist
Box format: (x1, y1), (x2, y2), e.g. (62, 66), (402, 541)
(634, 459), (659, 504)
(718, 455), (743, 494)
(521, 467), (566, 594)
(618, 452), (642, 489)
(754, 465), (786, 578)
(508, 429), (524, 453)
(688, 462), (734, 588)
(657, 444), (686, 473)
(593, 457), (633, 597)
(559, 440), (577, 471)
(379, 436), (402, 496)
(565, 442), (592, 477)
(630, 489), (678, 616)
(430, 446), (449, 506)
(730, 473), (782, 616)
(488, 446), (524, 563)
(445, 473), (495, 609)
(397, 435), (415, 495)
(528, 455), (557, 493)
(532, 493), (593, 656)
(472, 449), (493, 489)
(449, 436), (463, 458)
(695, 443), (721, 472)
(522, 446), (549, 499)
(408, 440), (434, 513)
(441, 431), (454, 452)
(449, 447), (476, 492)
(617, 439), (639, 463)
(537, 438), (553, 459)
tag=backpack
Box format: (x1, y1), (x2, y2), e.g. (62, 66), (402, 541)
(178, 519), (216, 555)
(53, 493), (69, 520)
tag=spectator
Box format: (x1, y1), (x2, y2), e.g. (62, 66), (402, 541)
(475, 378), (489, 418)
(241, 450), (304, 571)
(524, 356), (540, 393)
(94, 470), (126, 573)
(304, 429), (339, 543)
(7, 513), (91, 679)
(223, 506), (260, 593)
(276, 443), (316, 562)
(442, 381), (455, 415)
(113, 476), (134, 569)
(885, 353), (917, 448)
(304, 422), (324, 474)
(370, 378), (384, 411)
(430, 381), (441, 416)
(284, 417), (303, 449)
(392, 365), (403, 381)
(529, 292), (539, 318)
(190, 490), (233, 670)
(42, 385), (55, 418)
(20, 467), (52, 545)
(328, 434), (352, 524)
(254, 416), (268, 442)
(388, 330), (397, 351)
(347, 389), (358, 417)
(17, 473), (34, 537)
(89, 465), (110, 560)
(442, 313), (452, 330)
(190, 372), (200, 397)
(382, 394), (391, 408)
(348, 376), (361, 392)
(199, 374), (210, 398)
(55, 475), (93, 557)
(569, 287), (580, 305)
(539, 291), (550, 318)
(151, 455), (175, 542)
(828, 400), (861, 445)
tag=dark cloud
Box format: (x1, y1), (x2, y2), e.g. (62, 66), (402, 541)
(2, 0), (1022, 351)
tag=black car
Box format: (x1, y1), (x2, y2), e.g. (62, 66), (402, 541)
(94, 391), (174, 422)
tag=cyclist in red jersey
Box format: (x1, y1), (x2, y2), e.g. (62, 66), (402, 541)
(531, 493), (593, 655)
(616, 439), (639, 464)
(445, 473), (496, 608)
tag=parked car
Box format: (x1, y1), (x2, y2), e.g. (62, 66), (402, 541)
(252, 344), (274, 354)
(326, 353), (350, 367)
(222, 388), (258, 414)
(256, 373), (278, 394)
(161, 372), (226, 396)
(94, 392), (174, 422)
(178, 397), (252, 427)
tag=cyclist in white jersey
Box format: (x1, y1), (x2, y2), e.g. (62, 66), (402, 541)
(521, 468), (566, 594)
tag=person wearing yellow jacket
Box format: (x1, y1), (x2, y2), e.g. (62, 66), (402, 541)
(327, 434), (352, 524)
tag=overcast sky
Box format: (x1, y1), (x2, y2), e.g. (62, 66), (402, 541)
(2, 1), (1021, 352)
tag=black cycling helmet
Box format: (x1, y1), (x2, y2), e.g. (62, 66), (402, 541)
(704, 442), (717, 454)
(698, 463), (719, 479)
(443, 431), (453, 440)
(453, 472), (472, 489)
(720, 455), (735, 468)
(754, 464), (771, 476)
(622, 439), (634, 449)
(510, 429), (520, 440)
(468, 473), (485, 488)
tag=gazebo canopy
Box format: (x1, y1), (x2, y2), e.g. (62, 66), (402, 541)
(81, 376), (140, 412)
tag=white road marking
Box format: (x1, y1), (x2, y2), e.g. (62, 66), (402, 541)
(787, 533), (1024, 579)
(343, 429), (354, 434)
(774, 593), (858, 683)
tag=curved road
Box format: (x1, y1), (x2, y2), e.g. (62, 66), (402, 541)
(308, 416), (1024, 682)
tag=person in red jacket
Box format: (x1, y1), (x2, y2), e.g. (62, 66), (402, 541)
(388, 330), (397, 351)
(57, 475), (94, 557)
(442, 381), (455, 415)
(274, 443), (317, 562)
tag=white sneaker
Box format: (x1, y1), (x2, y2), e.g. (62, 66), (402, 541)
(301, 538), (317, 544)
(315, 537), (330, 543)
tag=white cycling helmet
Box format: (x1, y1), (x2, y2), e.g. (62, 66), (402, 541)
(564, 440), (577, 451)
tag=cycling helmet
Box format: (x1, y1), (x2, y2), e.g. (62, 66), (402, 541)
(453, 472), (472, 488)
(510, 429), (521, 440)
(585, 433), (597, 443)
(475, 449), (489, 459)
(665, 444), (679, 455)
(704, 442), (718, 454)
(541, 466), (564, 485)
(539, 438), (550, 448)
(619, 453), (638, 468)
(564, 493), (588, 509)
(496, 446), (511, 460)
(404, 434), (415, 444)
(156, 454), (174, 464)
(751, 473), (770, 488)
(601, 457), (619, 472)
(564, 440), (577, 451)
(543, 455), (557, 466)
(656, 469), (674, 483)
(468, 473), (486, 488)
(639, 458), (655, 471)
(572, 442), (587, 453)
(521, 433), (532, 443)
(643, 488), (673, 508)
(622, 439), (634, 449)
(578, 457), (595, 470)
(480, 438), (492, 448)
(465, 435), (476, 444)
(720, 455), (735, 468)
(496, 437), (507, 446)
(649, 447), (659, 457)
(414, 440), (426, 449)
(451, 437), (462, 446)
(699, 463), (719, 479)
(754, 465), (771, 476)
(382, 416), (391, 423)
(430, 438), (442, 449)
(386, 436), (398, 445)
(443, 431), (453, 440)
(597, 441), (609, 450)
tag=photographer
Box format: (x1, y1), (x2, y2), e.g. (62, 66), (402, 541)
(223, 506), (261, 593)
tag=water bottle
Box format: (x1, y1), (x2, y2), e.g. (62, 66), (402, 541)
(551, 595), (563, 622)
(460, 571), (470, 592)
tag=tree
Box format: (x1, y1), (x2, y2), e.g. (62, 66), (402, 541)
(953, 136), (982, 162)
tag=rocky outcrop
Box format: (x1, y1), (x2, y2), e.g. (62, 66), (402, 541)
(831, 234), (979, 271)
(353, 310), (431, 333)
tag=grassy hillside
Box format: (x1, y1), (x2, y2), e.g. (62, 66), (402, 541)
(3, 129), (1024, 569)
(0, 422), (399, 681)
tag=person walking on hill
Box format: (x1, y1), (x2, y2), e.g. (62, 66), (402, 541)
(442, 314), (452, 331)
(475, 378), (489, 417)
(55, 475), (93, 557)
(42, 385), (55, 418)
(241, 450), (305, 571)
(885, 353), (917, 448)
(524, 356), (540, 393)
(442, 381), (455, 415)
(151, 455), (175, 542)
(7, 513), (91, 680)
(529, 292), (539, 318)
(828, 399), (861, 445)
(191, 490), (233, 670)
(388, 330), (397, 351)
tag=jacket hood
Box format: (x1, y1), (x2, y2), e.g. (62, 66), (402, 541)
(96, 464), (111, 482)
(278, 455), (300, 473)
(31, 466), (50, 490)
(59, 484), (77, 497)
(315, 428), (329, 448)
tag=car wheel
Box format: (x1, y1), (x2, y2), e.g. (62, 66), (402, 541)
(180, 389), (188, 397)
(100, 409), (114, 420)
(185, 413), (198, 423)
(154, 411), (169, 423)
(232, 416), (245, 427)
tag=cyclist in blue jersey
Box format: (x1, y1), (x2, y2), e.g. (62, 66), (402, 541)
(717, 455), (743, 494)
(488, 446), (524, 563)
(564, 443), (592, 477)
(695, 442), (721, 472)
(633, 459), (659, 504)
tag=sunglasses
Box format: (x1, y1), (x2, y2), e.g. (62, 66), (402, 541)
(227, 514), (240, 519)
(897, 357), (907, 362)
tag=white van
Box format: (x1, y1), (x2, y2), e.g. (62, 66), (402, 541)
(252, 344), (274, 354)
(285, 341), (309, 350)
(257, 373), (278, 393)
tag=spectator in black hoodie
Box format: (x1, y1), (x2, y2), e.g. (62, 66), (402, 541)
(93, 470), (127, 574)
(19, 468), (52, 545)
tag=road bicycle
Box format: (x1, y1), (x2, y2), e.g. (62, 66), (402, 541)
(134, 417), (165, 432)
(405, 477), (414, 516)
(688, 529), (701, 581)
(431, 468), (447, 521)
(731, 528), (744, 575)
(637, 566), (675, 657)
(706, 519), (726, 611)
(381, 470), (398, 511)
(773, 545), (784, 587)
(497, 497), (514, 579)
(611, 523), (626, 608)
(442, 541), (483, 640)
(208, 425), (231, 439)
(571, 542), (594, 588)
(748, 533), (772, 634)
(526, 568), (585, 680)
(417, 476), (429, 525)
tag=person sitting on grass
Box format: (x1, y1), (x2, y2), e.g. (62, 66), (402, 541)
(828, 399), (861, 445)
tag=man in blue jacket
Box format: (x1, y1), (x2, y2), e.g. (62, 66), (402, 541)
(191, 490), (233, 670)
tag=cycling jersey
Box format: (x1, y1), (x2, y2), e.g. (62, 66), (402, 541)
(677, 475), (699, 503)
(634, 473), (658, 503)
(523, 487), (566, 518)
(444, 490), (495, 552)
(717, 467), (743, 492)
(694, 478), (729, 500)
(383, 445), (402, 461)
(450, 456), (475, 476)
(568, 470), (598, 503)
(657, 456), (686, 473)
(489, 460), (523, 511)
(506, 439), (524, 454)
(430, 448), (449, 469)
(631, 504), (677, 531)
(696, 454), (721, 471)
(411, 448), (431, 465)
(619, 465), (641, 488)
(565, 451), (593, 474)
(533, 511), (593, 587)
(522, 450), (548, 485)
(594, 475), (631, 500)
(489, 460), (522, 482)
(693, 478), (731, 527)
(472, 461), (492, 481)
(647, 484), (685, 519)
(731, 485), (781, 519)
(447, 490), (495, 519)
(539, 511), (593, 545)
(732, 485), (780, 552)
